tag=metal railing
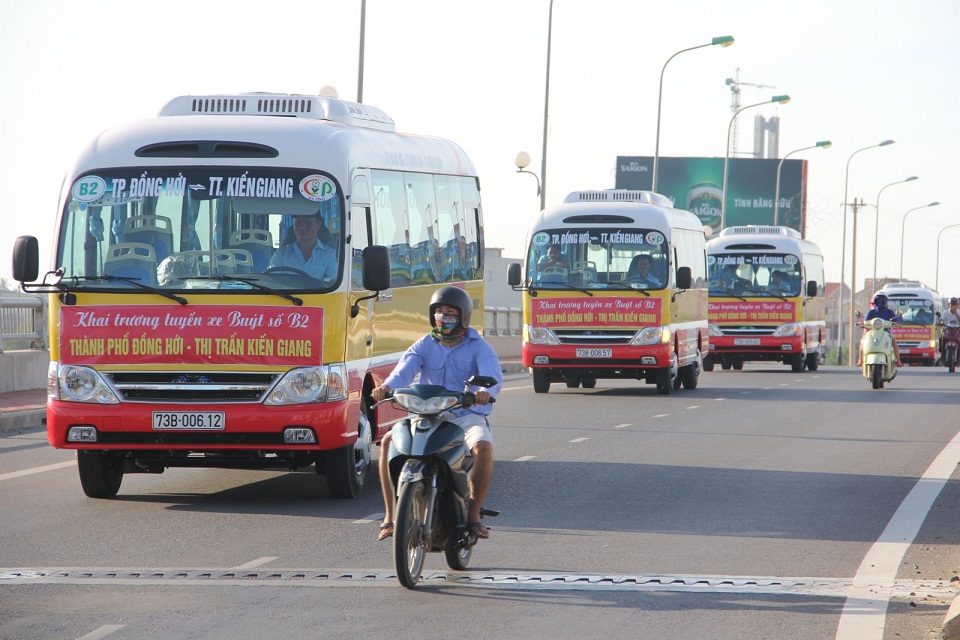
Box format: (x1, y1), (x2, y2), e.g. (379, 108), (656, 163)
(483, 306), (522, 337)
(0, 296), (47, 353)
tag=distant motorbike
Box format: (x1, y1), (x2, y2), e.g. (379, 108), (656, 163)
(941, 320), (960, 373)
(378, 375), (499, 588)
(858, 317), (898, 389)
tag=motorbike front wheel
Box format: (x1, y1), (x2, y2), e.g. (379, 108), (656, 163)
(948, 345), (957, 373)
(445, 536), (473, 571)
(870, 363), (885, 389)
(394, 480), (431, 588)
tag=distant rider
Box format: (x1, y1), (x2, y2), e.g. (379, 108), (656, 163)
(858, 293), (902, 367)
(939, 297), (960, 361)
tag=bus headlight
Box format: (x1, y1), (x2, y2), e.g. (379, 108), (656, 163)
(773, 323), (803, 337)
(632, 326), (671, 345)
(265, 363), (348, 405)
(525, 325), (560, 345)
(56, 364), (119, 404)
(708, 323), (724, 337)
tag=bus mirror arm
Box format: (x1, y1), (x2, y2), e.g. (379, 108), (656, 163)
(350, 291), (380, 319)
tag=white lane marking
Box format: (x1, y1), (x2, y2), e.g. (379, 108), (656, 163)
(686, 405), (700, 410)
(780, 383), (789, 386)
(514, 455), (537, 461)
(568, 438), (589, 443)
(613, 424), (631, 429)
(232, 557), (278, 570)
(714, 398), (726, 402)
(835, 426), (960, 639)
(0, 460), (75, 482)
(353, 513), (384, 524)
(76, 626), (125, 640)
(652, 414), (668, 418)
(739, 391), (750, 395)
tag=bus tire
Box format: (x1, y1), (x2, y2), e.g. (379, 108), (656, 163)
(324, 401), (372, 499)
(77, 451), (124, 499)
(790, 354), (804, 372)
(680, 363), (699, 390)
(702, 355), (714, 372)
(532, 369), (551, 394)
(565, 377), (580, 388)
(806, 351), (820, 371)
(581, 377), (597, 389)
(655, 369), (672, 395)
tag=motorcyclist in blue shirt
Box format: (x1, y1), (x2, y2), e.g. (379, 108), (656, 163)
(858, 293), (902, 367)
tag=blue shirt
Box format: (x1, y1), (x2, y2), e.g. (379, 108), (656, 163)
(384, 327), (503, 417)
(269, 241), (337, 283)
(865, 308), (899, 323)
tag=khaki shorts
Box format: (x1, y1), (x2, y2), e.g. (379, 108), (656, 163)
(447, 412), (493, 449)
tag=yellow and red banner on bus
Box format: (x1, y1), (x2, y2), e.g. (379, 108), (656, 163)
(60, 305), (323, 366)
(531, 297), (662, 328)
(708, 300), (798, 324)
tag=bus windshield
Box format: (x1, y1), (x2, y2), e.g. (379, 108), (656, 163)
(58, 167), (344, 291)
(707, 253), (802, 296)
(524, 227), (669, 290)
(890, 298), (936, 326)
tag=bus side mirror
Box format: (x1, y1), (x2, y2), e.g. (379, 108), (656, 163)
(806, 280), (817, 298)
(507, 263), (522, 287)
(361, 245), (391, 292)
(13, 236), (39, 283)
(676, 266), (692, 290)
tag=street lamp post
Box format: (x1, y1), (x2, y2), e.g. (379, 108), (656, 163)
(721, 94), (791, 229)
(538, 0), (555, 213)
(515, 151), (542, 198)
(773, 140), (831, 226)
(837, 140), (894, 365)
(937, 222), (960, 291)
(872, 176), (919, 288)
(357, 0), (366, 103)
(652, 35), (734, 193)
(899, 201), (941, 279)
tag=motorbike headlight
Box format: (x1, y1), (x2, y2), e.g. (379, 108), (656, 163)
(871, 318), (884, 330)
(525, 325), (560, 345)
(708, 323), (724, 337)
(57, 364), (120, 404)
(265, 363), (348, 405)
(393, 393), (458, 414)
(773, 323), (802, 337)
(632, 326), (671, 345)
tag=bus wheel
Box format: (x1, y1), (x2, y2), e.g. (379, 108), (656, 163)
(702, 355), (714, 372)
(732, 360), (744, 371)
(324, 401), (372, 499)
(790, 354), (805, 372)
(806, 351), (820, 371)
(680, 362), (700, 390)
(565, 377), (581, 388)
(655, 369), (672, 395)
(721, 361), (732, 371)
(532, 369), (551, 394)
(77, 451), (124, 499)
(581, 377), (597, 389)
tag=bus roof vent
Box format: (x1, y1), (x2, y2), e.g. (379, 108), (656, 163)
(563, 190), (674, 207)
(720, 225), (801, 238)
(158, 93), (396, 132)
(883, 281), (928, 290)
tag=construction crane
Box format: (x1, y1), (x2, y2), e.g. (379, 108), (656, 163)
(725, 68), (775, 157)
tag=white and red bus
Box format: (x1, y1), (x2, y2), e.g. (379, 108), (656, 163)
(704, 225), (826, 372)
(508, 190), (709, 394)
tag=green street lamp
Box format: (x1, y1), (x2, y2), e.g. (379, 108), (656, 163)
(652, 35), (734, 193)
(899, 201), (941, 279)
(837, 139), (894, 365)
(773, 140), (831, 226)
(872, 176), (918, 288)
(721, 94), (791, 229)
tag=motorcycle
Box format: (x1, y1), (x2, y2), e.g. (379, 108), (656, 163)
(942, 320), (960, 373)
(858, 316), (898, 389)
(378, 375), (499, 588)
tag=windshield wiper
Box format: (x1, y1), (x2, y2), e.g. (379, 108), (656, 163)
(602, 282), (651, 296)
(186, 275), (303, 306)
(534, 282), (594, 297)
(710, 289), (748, 302)
(755, 290), (787, 300)
(65, 275), (188, 305)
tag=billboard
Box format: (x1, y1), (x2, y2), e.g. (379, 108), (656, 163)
(615, 156), (808, 236)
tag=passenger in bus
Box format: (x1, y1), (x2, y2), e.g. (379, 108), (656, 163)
(268, 212), (337, 282)
(766, 270), (791, 295)
(624, 254), (662, 287)
(537, 243), (569, 282)
(372, 286), (502, 542)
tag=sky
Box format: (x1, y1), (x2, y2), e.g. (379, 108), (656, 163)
(2, 0), (959, 297)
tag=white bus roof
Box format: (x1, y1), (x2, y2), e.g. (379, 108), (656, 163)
(527, 190), (704, 235)
(877, 282), (940, 299)
(706, 225), (822, 256)
(66, 93), (477, 178)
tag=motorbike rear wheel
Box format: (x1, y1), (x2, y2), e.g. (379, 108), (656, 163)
(394, 480), (431, 588)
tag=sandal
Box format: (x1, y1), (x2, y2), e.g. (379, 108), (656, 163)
(377, 522), (394, 542)
(466, 521), (489, 539)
